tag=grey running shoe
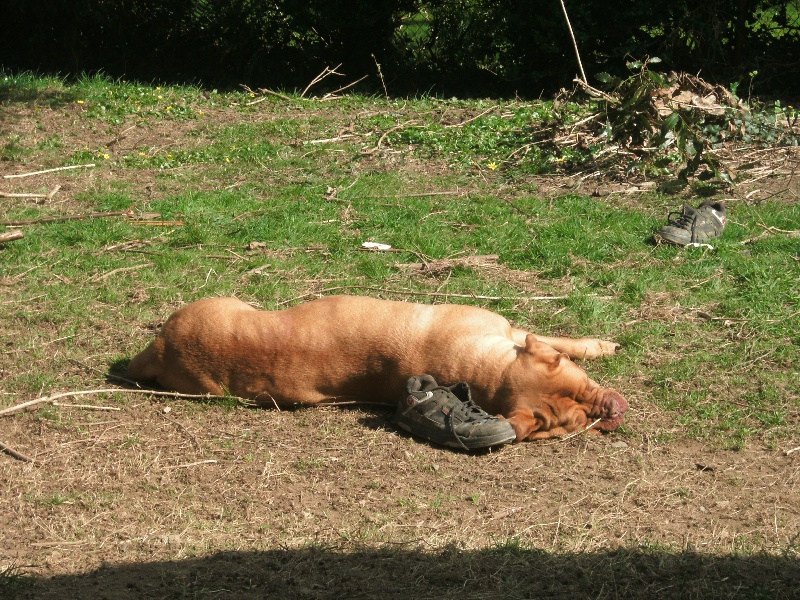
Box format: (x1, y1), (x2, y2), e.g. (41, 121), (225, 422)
(395, 375), (517, 450)
(657, 201), (726, 245)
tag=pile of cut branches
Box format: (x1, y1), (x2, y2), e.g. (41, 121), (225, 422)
(557, 59), (800, 190)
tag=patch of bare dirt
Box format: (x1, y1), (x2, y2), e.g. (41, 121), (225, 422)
(1, 399), (798, 598)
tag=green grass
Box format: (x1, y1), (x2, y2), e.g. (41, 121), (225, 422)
(1, 71), (798, 449)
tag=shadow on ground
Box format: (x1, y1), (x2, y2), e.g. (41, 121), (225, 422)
(8, 545), (799, 600)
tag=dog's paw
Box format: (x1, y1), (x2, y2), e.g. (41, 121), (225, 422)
(578, 339), (619, 359)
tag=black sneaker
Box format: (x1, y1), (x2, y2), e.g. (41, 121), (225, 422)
(395, 375), (517, 450)
(656, 201), (726, 245)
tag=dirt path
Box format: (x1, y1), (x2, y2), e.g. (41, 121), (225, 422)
(2, 401), (798, 598)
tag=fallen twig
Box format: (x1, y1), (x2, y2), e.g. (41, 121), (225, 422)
(0, 388), (253, 418)
(0, 186), (61, 201)
(347, 190), (463, 200)
(1, 210), (133, 226)
(397, 254), (500, 275)
(258, 88), (297, 103)
(51, 402), (121, 411)
(280, 285), (569, 306)
(0, 192), (47, 198)
(0, 230), (23, 243)
(164, 459), (218, 470)
(444, 105), (498, 128)
(158, 410), (202, 452)
(89, 262), (153, 282)
(539, 418), (603, 445)
(0, 440), (35, 463)
(306, 134), (357, 145)
(129, 220), (183, 227)
(740, 224), (800, 245)
(364, 120), (417, 154)
(3, 163), (95, 179)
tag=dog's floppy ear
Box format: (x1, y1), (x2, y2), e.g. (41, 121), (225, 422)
(523, 333), (539, 354)
(523, 334), (568, 369)
(504, 410), (542, 441)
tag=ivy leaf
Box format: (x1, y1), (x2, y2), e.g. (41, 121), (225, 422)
(662, 112), (681, 131)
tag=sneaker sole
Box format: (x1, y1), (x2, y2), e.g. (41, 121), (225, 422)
(396, 421), (517, 449)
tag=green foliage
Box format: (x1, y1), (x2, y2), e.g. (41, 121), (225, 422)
(596, 59), (800, 184)
(596, 59), (668, 148)
(1, 1), (799, 96)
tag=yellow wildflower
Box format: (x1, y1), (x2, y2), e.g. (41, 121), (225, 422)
(488, 162), (499, 170)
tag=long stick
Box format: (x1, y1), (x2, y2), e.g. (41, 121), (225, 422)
(0, 440), (35, 463)
(0, 388), (250, 418)
(0, 230), (23, 243)
(3, 164), (96, 179)
(0, 192), (48, 198)
(280, 285), (569, 306)
(2, 210), (132, 226)
(559, 0), (587, 84)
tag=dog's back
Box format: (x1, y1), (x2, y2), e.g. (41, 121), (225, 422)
(126, 295), (515, 405)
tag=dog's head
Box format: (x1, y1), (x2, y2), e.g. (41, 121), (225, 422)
(500, 334), (628, 441)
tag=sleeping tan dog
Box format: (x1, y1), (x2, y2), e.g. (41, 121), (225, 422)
(127, 295), (627, 440)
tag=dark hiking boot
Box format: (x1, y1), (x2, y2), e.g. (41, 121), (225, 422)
(656, 201), (726, 246)
(395, 375), (517, 450)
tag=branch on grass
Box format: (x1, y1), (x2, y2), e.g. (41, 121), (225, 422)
(0, 388), (254, 418)
(0, 230), (23, 243)
(443, 105), (498, 129)
(164, 459), (218, 470)
(0, 192), (47, 199)
(0, 186), (61, 201)
(539, 418), (603, 445)
(280, 285), (570, 306)
(396, 254), (500, 276)
(241, 84), (298, 105)
(88, 262), (154, 282)
(51, 403), (120, 411)
(0, 440), (35, 463)
(346, 190), (464, 200)
(3, 164), (95, 179)
(1, 210), (133, 226)
(362, 120), (417, 154)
